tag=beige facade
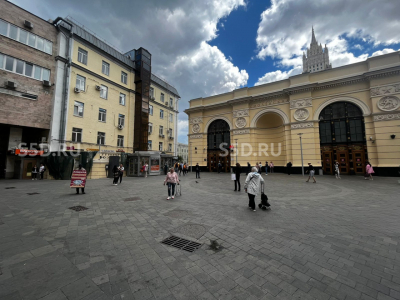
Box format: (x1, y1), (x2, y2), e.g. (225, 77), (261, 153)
(185, 51), (400, 176)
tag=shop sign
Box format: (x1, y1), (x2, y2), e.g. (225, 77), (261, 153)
(151, 165), (160, 171)
(70, 169), (87, 188)
(15, 149), (44, 156)
(86, 148), (100, 152)
(66, 146), (75, 150)
(116, 149), (125, 152)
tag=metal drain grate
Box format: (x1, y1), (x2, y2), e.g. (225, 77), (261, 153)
(124, 197), (141, 201)
(27, 192), (39, 195)
(5, 187), (16, 189)
(69, 206), (88, 212)
(161, 236), (202, 253)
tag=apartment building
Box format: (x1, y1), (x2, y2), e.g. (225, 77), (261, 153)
(0, 1), (58, 179)
(148, 74), (179, 155)
(176, 142), (188, 163)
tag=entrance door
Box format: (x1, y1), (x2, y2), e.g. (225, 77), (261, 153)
(207, 151), (230, 172)
(353, 150), (365, 175)
(336, 147), (349, 174)
(22, 159), (37, 179)
(322, 151), (333, 174)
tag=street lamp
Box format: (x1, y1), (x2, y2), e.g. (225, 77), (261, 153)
(298, 133), (304, 176)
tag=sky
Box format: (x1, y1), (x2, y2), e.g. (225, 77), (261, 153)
(11, 0), (400, 144)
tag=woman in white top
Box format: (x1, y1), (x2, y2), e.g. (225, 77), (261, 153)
(244, 167), (265, 211)
(118, 164), (124, 184)
(334, 161), (341, 179)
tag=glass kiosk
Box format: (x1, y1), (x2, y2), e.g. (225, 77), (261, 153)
(127, 151), (175, 176)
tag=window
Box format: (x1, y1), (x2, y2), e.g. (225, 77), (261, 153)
(159, 142), (163, 151)
(5, 56), (13, 71)
(0, 19), (52, 54)
(77, 48), (88, 65)
(72, 128), (82, 142)
(119, 93), (126, 106)
(102, 61), (110, 76)
(121, 71), (127, 84)
(169, 98), (173, 107)
(100, 85), (108, 99)
(160, 93), (164, 103)
(0, 54), (3, 69)
(117, 135), (124, 147)
(148, 123), (153, 134)
(34, 66), (41, 80)
(98, 108), (106, 122)
(42, 69), (50, 81)
(160, 109), (164, 119)
(148, 140), (152, 150)
(149, 105), (153, 115)
(24, 63), (33, 77)
(97, 132), (105, 145)
(74, 101), (84, 117)
(76, 75), (85, 91)
(169, 113), (173, 123)
(168, 128), (173, 137)
(150, 87), (154, 99)
(16, 59), (24, 74)
(159, 126), (164, 136)
(118, 114), (125, 127)
(168, 144), (172, 152)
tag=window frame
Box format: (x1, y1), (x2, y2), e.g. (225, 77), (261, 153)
(77, 48), (88, 65)
(169, 113), (173, 123)
(160, 109), (164, 119)
(97, 132), (106, 145)
(121, 71), (127, 84)
(98, 108), (107, 122)
(117, 135), (124, 147)
(169, 98), (173, 107)
(73, 101), (84, 117)
(118, 114), (125, 127)
(102, 61), (110, 76)
(159, 126), (163, 136)
(168, 143), (172, 152)
(168, 128), (173, 137)
(72, 127), (82, 143)
(149, 105), (153, 115)
(148, 140), (152, 150)
(149, 87), (154, 99)
(119, 93), (126, 106)
(100, 85), (108, 99)
(160, 93), (165, 103)
(148, 123), (153, 134)
(159, 142), (163, 151)
(76, 75), (86, 91)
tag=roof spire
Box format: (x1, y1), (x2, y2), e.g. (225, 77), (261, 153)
(311, 26), (317, 44)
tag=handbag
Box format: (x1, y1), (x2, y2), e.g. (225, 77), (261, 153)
(231, 173), (236, 180)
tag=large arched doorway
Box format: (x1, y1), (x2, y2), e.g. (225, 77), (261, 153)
(319, 102), (367, 175)
(255, 113), (285, 168)
(207, 119), (231, 172)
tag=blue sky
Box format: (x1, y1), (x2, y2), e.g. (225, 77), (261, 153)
(12, 0), (400, 144)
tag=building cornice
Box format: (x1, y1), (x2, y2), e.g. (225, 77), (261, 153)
(149, 98), (178, 113)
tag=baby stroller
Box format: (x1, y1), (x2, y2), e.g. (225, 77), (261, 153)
(175, 182), (182, 196)
(258, 184), (270, 210)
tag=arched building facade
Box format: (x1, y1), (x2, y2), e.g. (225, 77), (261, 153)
(185, 51), (400, 176)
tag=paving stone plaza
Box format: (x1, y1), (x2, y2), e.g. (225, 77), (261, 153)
(0, 173), (399, 300)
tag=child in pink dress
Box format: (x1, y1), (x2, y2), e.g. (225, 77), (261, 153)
(365, 162), (374, 180)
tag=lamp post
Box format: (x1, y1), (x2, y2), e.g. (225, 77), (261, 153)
(298, 133), (304, 176)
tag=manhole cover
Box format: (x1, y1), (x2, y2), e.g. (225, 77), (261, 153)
(124, 197), (141, 201)
(27, 192), (40, 195)
(164, 210), (191, 219)
(5, 187), (16, 189)
(69, 206), (88, 212)
(174, 224), (207, 239)
(161, 236), (202, 253)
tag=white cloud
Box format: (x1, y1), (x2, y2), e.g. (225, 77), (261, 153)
(255, 0), (400, 85)
(371, 48), (399, 57)
(11, 0), (248, 143)
(255, 66), (302, 86)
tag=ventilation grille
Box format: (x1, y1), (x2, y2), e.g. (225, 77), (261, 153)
(161, 236), (202, 253)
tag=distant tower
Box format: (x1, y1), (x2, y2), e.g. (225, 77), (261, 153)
(303, 27), (332, 73)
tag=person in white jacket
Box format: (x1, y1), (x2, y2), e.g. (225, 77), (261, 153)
(244, 167), (265, 211)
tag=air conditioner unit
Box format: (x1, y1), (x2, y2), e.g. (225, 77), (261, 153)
(43, 80), (51, 87)
(24, 20), (33, 29)
(6, 81), (17, 88)
(169, 136), (174, 140)
(74, 87), (80, 93)
(118, 124), (124, 130)
(95, 85), (101, 91)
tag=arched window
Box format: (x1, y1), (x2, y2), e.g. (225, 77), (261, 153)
(319, 102), (364, 144)
(207, 119), (230, 150)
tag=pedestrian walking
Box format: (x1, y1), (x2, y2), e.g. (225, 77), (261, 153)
(365, 161), (374, 180)
(259, 162), (262, 174)
(305, 162), (316, 183)
(32, 165), (38, 180)
(39, 163), (45, 180)
(244, 167), (265, 211)
(334, 161), (341, 179)
(112, 165), (119, 185)
(179, 163), (182, 176)
(195, 163), (200, 178)
(265, 161), (268, 175)
(218, 161), (222, 173)
(118, 164), (124, 184)
(269, 161), (274, 173)
(247, 162), (251, 175)
(73, 164), (86, 194)
(234, 163), (242, 192)
(144, 163), (148, 178)
(164, 167), (179, 200)
(183, 163), (187, 176)
(163, 163), (168, 175)
(286, 161), (292, 175)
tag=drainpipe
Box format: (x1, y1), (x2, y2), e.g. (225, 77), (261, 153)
(53, 18), (72, 151)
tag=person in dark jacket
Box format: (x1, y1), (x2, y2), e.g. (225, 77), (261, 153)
(234, 163), (242, 191)
(195, 163), (200, 178)
(112, 165), (119, 185)
(306, 162), (316, 183)
(286, 162), (292, 175)
(32, 165), (38, 180)
(218, 161), (222, 173)
(164, 163), (168, 175)
(246, 162), (251, 175)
